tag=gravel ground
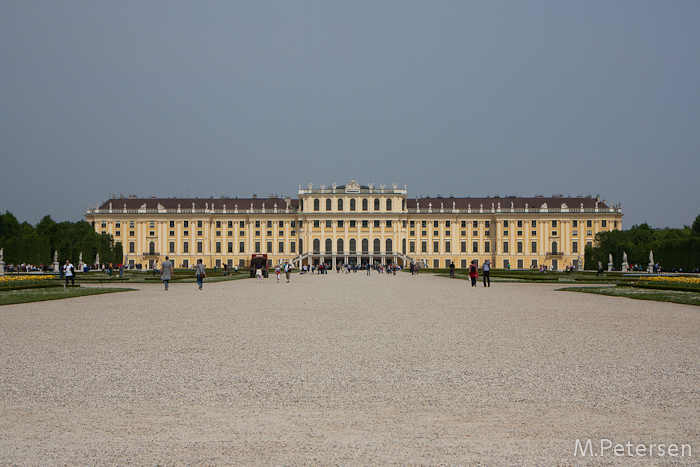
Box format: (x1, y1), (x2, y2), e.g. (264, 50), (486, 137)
(1, 271), (698, 466)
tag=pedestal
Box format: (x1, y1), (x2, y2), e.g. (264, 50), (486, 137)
(52, 261), (60, 273)
(647, 263), (654, 274)
(0, 261), (4, 276)
(607, 262), (614, 272)
(621, 262), (629, 272)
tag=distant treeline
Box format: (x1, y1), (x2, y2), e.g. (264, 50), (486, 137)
(585, 215), (700, 271)
(0, 211), (122, 267)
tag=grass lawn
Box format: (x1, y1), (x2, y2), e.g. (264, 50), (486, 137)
(0, 286), (136, 306)
(557, 286), (700, 307)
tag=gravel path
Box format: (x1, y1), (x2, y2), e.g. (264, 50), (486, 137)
(1, 272), (698, 466)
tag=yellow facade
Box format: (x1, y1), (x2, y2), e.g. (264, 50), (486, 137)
(85, 180), (623, 270)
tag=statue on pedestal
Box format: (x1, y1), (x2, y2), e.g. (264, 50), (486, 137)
(54, 250), (58, 263)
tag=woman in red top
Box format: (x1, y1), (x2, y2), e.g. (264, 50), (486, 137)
(468, 260), (479, 287)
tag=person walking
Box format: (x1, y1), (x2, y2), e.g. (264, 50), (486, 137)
(482, 259), (491, 287)
(597, 261), (604, 276)
(285, 262), (291, 283)
(275, 264), (281, 283)
(468, 260), (479, 287)
(195, 258), (206, 290)
(64, 260), (75, 286)
(160, 256), (173, 290)
(256, 265), (264, 282)
(449, 262), (455, 278)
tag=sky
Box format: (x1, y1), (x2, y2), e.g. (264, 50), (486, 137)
(1, 1), (698, 229)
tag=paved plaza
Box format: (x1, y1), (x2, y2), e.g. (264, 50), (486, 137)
(1, 272), (698, 466)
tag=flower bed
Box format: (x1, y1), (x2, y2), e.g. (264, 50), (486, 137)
(633, 276), (700, 293)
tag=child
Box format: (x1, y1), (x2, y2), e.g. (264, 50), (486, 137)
(275, 265), (281, 283)
(256, 266), (263, 282)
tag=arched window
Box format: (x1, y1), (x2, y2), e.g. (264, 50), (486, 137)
(313, 238), (320, 253)
(337, 238), (344, 254)
(325, 238), (332, 254)
(386, 238), (393, 254)
(314, 199), (320, 211)
(326, 199), (331, 211)
(338, 199), (343, 211)
(552, 241), (558, 254)
(349, 238), (356, 253)
(362, 238), (369, 254)
(149, 241), (156, 255)
(402, 239), (406, 254)
(386, 199), (392, 211)
(373, 238), (381, 254)
(374, 199), (380, 211)
(402, 199), (406, 211)
(362, 199), (368, 211)
(350, 199), (356, 211)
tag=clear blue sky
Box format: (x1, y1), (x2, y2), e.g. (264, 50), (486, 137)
(1, 1), (698, 228)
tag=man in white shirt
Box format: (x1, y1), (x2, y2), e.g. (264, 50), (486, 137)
(64, 260), (75, 286)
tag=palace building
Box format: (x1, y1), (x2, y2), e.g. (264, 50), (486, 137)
(85, 180), (623, 271)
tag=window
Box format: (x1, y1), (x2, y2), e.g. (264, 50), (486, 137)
(362, 220), (368, 228)
(240, 231), (245, 236)
(434, 259), (440, 268)
(255, 220), (261, 228)
(149, 221), (155, 228)
(485, 221), (490, 228)
(197, 220), (203, 228)
(130, 221), (135, 228)
(240, 221), (245, 228)
(532, 231), (537, 237)
(422, 231), (427, 237)
(197, 241), (203, 253)
(291, 221), (296, 228)
(183, 221), (189, 228)
(461, 259), (467, 268)
(473, 241), (478, 253)
(115, 231), (121, 237)
(215, 242), (221, 253)
(228, 242), (233, 253)
(314, 199), (320, 211)
(551, 220), (557, 228)
(552, 231), (557, 236)
(337, 239), (344, 254)
(325, 220), (331, 228)
(216, 221), (221, 228)
(503, 220), (509, 228)
(169, 230), (175, 237)
(433, 231), (439, 237)
(129, 242), (135, 253)
(183, 242), (189, 253)
(267, 221), (272, 228)
(573, 220), (578, 227)
(169, 242), (175, 253)
(446, 220), (451, 228)
(411, 221), (416, 228)
(433, 241), (439, 253)
(517, 241), (523, 253)
(421, 241), (427, 253)
(461, 221), (467, 228)
(216, 231), (221, 237)
(337, 220), (344, 228)
(278, 241), (284, 252)
(349, 220), (356, 228)
(338, 199), (343, 211)
(602, 220), (607, 228)
(531, 220), (537, 228)
(484, 241), (490, 253)
(386, 220), (392, 228)
(362, 238), (369, 253)
(267, 241), (272, 253)
(279, 230), (284, 236)
(422, 221), (427, 228)
(572, 241), (578, 253)
(531, 241), (537, 253)
(228, 221), (234, 228)
(503, 241), (509, 253)
(197, 230), (203, 237)
(517, 259), (524, 269)
(350, 199), (356, 211)
(461, 231), (466, 237)
(374, 220), (380, 228)
(517, 220), (523, 228)
(445, 241), (451, 253)
(313, 220), (320, 228)
(461, 241), (466, 253)
(473, 231), (478, 237)
(531, 259), (538, 268)
(169, 221), (174, 228)
(386, 199), (392, 211)
(290, 242), (296, 253)
(386, 238), (392, 253)
(255, 242), (261, 253)
(350, 238), (356, 253)
(587, 230), (593, 236)
(587, 220), (592, 227)
(410, 230), (415, 236)
(485, 230), (490, 236)
(473, 221), (478, 228)
(362, 199), (368, 211)
(503, 230), (508, 236)
(374, 238), (380, 254)
(410, 241), (415, 253)
(326, 199), (331, 211)
(239, 242), (245, 253)
(517, 230), (523, 236)
(374, 199), (380, 211)
(183, 230), (188, 237)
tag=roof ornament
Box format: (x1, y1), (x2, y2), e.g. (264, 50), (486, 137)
(393, 183), (398, 190)
(308, 183), (313, 190)
(541, 202), (547, 209)
(511, 201), (514, 209)
(561, 202), (568, 209)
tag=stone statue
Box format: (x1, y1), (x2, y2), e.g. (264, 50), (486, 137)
(623, 251), (627, 263)
(96, 253), (100, 265)
(609, 254), (613, 264)
(0, 248), (3, 262)
(79, 252), (83, 263)
(54, 250), (58, 262)
(649, 250), (654, 264)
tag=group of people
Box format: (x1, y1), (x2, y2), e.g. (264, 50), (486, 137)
(456, 259), (491, 287)
(159, 256), (206, 291)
